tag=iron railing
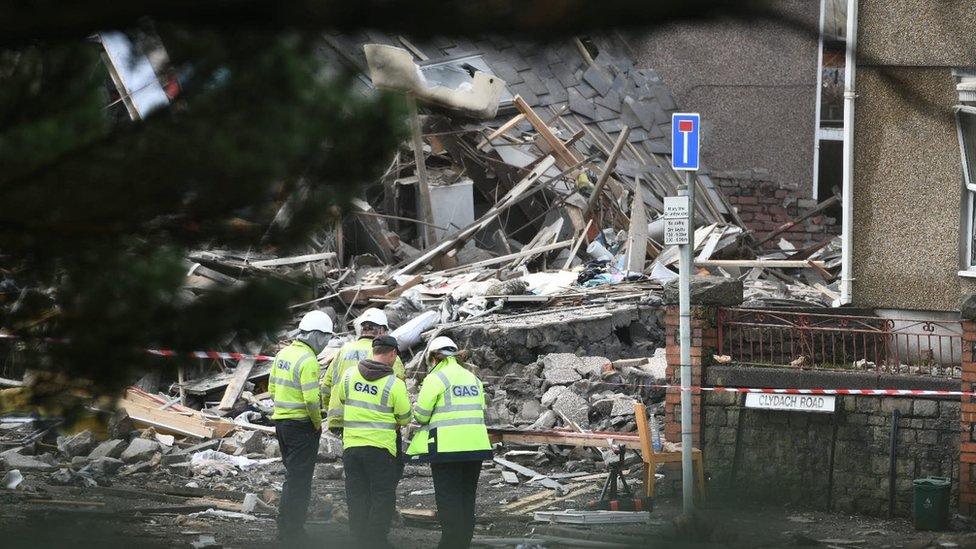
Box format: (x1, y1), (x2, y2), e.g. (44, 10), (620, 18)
(716, 308), (963, 377)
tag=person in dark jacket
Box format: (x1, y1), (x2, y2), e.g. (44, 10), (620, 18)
(327, 335), (411, 549)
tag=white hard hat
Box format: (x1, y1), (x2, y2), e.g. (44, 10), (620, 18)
(356, 308), (389, 328)
(428, 336), (458, 356)
(298, 310), (334, 334)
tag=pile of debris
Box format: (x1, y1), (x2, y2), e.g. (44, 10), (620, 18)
(0, 34), (845, 488)
(175, 34), (842, 362)
(482, 352), (666, 434)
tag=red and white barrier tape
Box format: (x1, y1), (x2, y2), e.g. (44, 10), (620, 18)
(0, 333), (275, 362)
(2, 333), (967, 396)
(145, 349), (276, 362)
(662, 385), (970, 398)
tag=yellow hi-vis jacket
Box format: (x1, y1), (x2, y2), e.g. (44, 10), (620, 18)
(405, 357), (493, 463)
(322, 337), (404, 428)
(327, 364), (411, 457)
(269, 341), (322, 430)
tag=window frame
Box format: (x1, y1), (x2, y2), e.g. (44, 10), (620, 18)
(954, 105), (976, 274)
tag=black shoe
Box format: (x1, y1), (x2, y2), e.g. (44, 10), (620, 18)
(277, 528), (311, 546)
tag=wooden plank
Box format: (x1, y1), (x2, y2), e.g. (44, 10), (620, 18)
(511, 217), (563, 269)
(583, 127), (631, 217)
(338, 284), (391, 304)
(145, 483), (247, 502)
(806, 259), (835, 280)
(493, 457), (566, 492)
(562, 219), (594, 270)
(533, 509), (650, 525)
(634, 402), (652, 464)
(437, 240), (572, 276)
(513, 95), (579, 168)
(118, 399), (214, 439)
(217, 346), (259, 411)
(695, 259), (827, 268)
(479, 113), (526, 150)
(490, 430), (640, 450)
(26, 499), (105, 507)
(188, 263), (240, 286)
(814, 283), (840, 302)
(397, 35), (429, 61)
(408, 95), (436, 247)
(696, 227), (725, 261)
(249, 252), (336, 268)
(0, 376), (24, 387)
(382, 275), (423, 299)
(181, 362), (274, 395)
(623, 187), (648, 272)
(511, 484), (602, 514)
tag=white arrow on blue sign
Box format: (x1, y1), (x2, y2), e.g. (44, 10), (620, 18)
(671, 113), (700, 171)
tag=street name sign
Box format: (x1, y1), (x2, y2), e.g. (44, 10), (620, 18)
(671, 113), (700, 171)
(744, 393), (836, 413)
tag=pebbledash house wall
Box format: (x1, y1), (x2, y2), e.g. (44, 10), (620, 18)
(661, 305), (976, 516)
(852, 0), (976, 312)
(632, 0), (820, 197)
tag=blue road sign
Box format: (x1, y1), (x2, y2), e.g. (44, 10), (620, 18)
(671, 113), (700, 171)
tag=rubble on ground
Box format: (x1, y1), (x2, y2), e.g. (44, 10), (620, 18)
(0, 34), (842, 522)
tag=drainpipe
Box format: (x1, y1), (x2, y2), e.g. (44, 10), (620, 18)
(838, 0), (858, 306)
(811, 0), (827, 199)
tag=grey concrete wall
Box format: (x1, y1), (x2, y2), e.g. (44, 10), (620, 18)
(631, 0), (820, 196)
(852, 0), (976, 311)
(447, 302), (665, 365)
(703, 366), (960, 516)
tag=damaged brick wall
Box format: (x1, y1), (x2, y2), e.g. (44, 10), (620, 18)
(960, 320), (976, 514)
(663, 305), (717, 446)
(712, 170), (839, 249)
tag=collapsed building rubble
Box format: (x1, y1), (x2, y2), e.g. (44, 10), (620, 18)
(0, 33), (847, 544)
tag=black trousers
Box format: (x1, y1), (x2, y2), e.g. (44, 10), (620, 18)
(431, 460), (482, 549)
(343, 446), (402, 549)
(275, 419), (319, 536)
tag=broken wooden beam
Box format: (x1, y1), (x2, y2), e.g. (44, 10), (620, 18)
(513, 95), (579, 169)
(492, 457), (566, 492)
(583, 126), (631, 217)
(249, 252), (337, 268)
(478, 113), (526, 150)
(217, 346), (260, 411)
(408, 94), (437, 248)
(437, 240), (572, 276)
(562, 218), (594, 270)
(488, 428), (641, 452)
(695, 259), (827, 269)
(623, 186), (648, 272)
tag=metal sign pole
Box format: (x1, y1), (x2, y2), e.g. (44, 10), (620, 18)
(679, 170), (695, 515)
(669, 112), (700, 516)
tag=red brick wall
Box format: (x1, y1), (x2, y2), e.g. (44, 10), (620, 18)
(961, 320), (976, 513)
(663, 306), (718, 446)
(712, 170), (839, 250)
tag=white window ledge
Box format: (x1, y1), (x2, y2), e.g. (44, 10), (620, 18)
(958, 270), (976, 279)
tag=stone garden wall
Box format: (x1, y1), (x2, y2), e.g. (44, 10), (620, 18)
(700, 366), (960, 516)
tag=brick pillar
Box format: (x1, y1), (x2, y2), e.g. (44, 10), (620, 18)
(961, 320), (976, 514)
(663, 305), (718, 446)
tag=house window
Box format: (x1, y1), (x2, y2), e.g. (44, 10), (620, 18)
(955, 106), (976, 270)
